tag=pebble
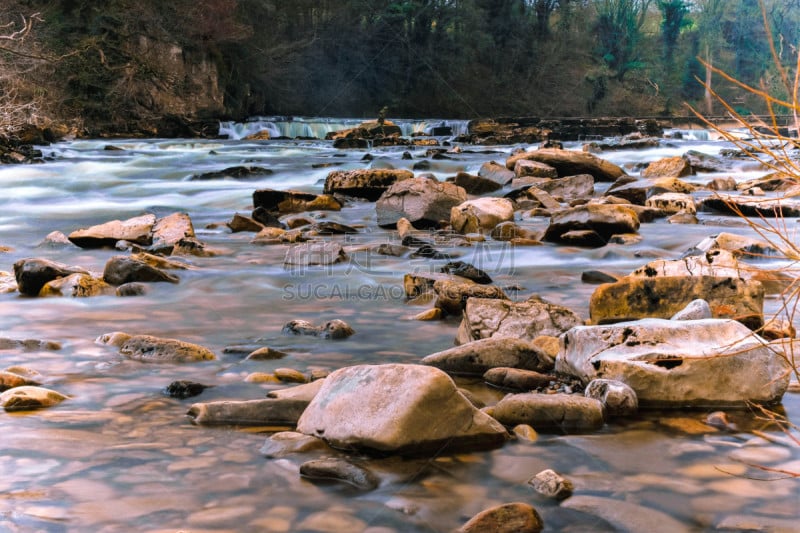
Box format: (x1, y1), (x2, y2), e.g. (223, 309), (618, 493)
(528, 469), (573, 499)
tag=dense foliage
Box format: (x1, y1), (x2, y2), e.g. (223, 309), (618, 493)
(2, 0), (800, 132)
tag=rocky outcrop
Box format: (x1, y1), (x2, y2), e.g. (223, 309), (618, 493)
(295, 364), (508, 455)
(323, 168), (414, 200)
(376, 177), (467, 228)
(556, 318), (791, 407)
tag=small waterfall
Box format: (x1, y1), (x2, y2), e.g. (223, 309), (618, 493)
(219, 117), (470, 140)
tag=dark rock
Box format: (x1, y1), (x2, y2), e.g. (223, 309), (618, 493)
(453, 172), (503, 195)
(581, 270), (619, 284)
(189, 166), (273, 180)
(164, 380), (211, 399)
(251, 206), (284, 228)
(13, 258), (88, 296)
(299, 458), (380, 491)
(323, 168), (413, 201)
(441, 261), (492, 284)
(103, 256), (180, 285)
(543, 204), (640, 244)
(116, 282), (148, 296)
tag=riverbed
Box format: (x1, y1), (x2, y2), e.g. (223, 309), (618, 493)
(0, 125), (798, 532)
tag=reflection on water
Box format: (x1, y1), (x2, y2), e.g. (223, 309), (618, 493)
(0, 134), (798, 531)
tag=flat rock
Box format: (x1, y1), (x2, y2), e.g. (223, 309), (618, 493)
(0, 370), (41, 391)
(458, 502), (543, 533)
(296, 364), (508, 455)
(606, 176), (696, 205)
(642, 156), (692, 178)
(299, 458), (380, 490)
(68, 213), (156, 248)
(284, 241), (347, 267)
(324, 168), (413, 200)
(703, 195), (800, 218)
(490, 392), (605, 430)
(556, 318), (791, 407)
(478, 160), (515, 185)
(260, 431), (328, 458)
(506, 148), (625, 182)
(103, 255), (180, 285)
(483, 367), (554, 391)
(543, 204), (639, 244)
(561, 495), (690, 533)
(0, 385), (68, 411)
(187, 398), (308, 426)
(691, 232), (780, 258)
(453, 172), (502, 195)
(513, 159), (558, 179)
(456, 297), (584, 345)
(13, 258), (88, 296)
(252, 188), (342, 215)
(376, 177), (467, 229)
(645, 192), (696, 214)
(190, 165), (272, 180)
(421, 337), (554, 375)
(117, 334), (216, 363)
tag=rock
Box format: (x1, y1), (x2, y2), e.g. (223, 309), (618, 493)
(490, 392), (605, 430)
(252, 188), (342, 215)
(41, 231), (72, 246)
(670, 299), (712, 320)
(684, 149), (732, 172)
(245, 347), (289, 360)
(68, 213), (156, 248)
(274, 368), (308, 383)
(259, 431), (328, 458)
(761, 317), (796, 340)
(478, 161), (515, 185)
(187, 398), (309, 426)
(543, 204), (640, 245)
(691, 232), (780, 258)
(453, 172), (502, 195)
(703, 195), (800, 218)
(528, 469), (574, 500)
(149, 212), (196, 251)
(506, 148), (625, 182)
(0, 370), (41, 391)
(164, 380), (212, 399)
(440, 261), (492, 284)
(39, 273), (115, 297)
(295, 364), (508, 455)
(490, 222), (540, 241)
(557, 229), (607, 247)
(95, 331), (132, 348)
(0, 386), (68, 411)
(190, 165), (273, 180)
(513, 424), (538, 442)
(645, 192), (696, 214)
(562, 496), (690, 533)
(323, 168), (413, 200)
(251, 206), (284, 228)
(667, 212), (698, 224)
(513, 174), (594, 201)
(433, 279), (507, 315)
(642, 156), (692, 178)
(267, 380), (326, 402)
(299, 458), (380, 490)
(584, 379), (638, 416)
(422, 338), (555, 375)
(284, 241), (347, 267)
(581, 270), (619, 284)
(556, 318), (791, 407)
(102, 255), (180, 285)
(376, 176), (467, 229)
(244, 130), (271, 140)
(282, 319), (354, 339)
(413, 308), (443, 321)
(13, 258), (88, 296)
(483, 368), (554, 390)
(513, 159), (558, 179)
(456, 297), (584, 344)
(606, 176), (696, 205)
(458, 502), (543, 533)
(116, 282), (148, 296)
(707, 176), (737, 191)
(514, 187), (561, 212)
(116, 334), (216, 363)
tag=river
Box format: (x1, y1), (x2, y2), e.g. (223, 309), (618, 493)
(0, 122), (797, 532)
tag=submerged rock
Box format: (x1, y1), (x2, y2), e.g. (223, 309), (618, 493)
(458, 502), (543, 533)
(0, 385), (68, 411)
(0, 370), (41, 391)
(282, 319), (354, 339)
(561, 495), (690, 533)
(260, 431), (328, 458)
(556, 318), (791, 407)
(164, 380), (212, 399)
(283, 241), (347, 267)
(187, 398), (308, 425)
(109, 334), (216, 363)
(299, 458), (380, 490)
(190, 165), (273, 180)
(13, 258), (88, 296)
(455, 297), (584, 345)
(490, 392), (605, 430)
(295, 364), (508, 455)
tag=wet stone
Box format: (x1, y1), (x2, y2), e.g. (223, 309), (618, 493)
(458, 502), (543, 533)
(13, 258), (88, 296)
(164, 380), (212, 399)
(274, 368), (308, 384)
(115, 282), (148, 296)
(260, 431), (328, 458)
(102, 255), (180, 285)
(245, 347), (288, 360)
(528, 468), (574, 500)
(299, 458), (380, 490)
(0, 386), (68, 411)
(483, 367), (554, 391)
(116, 334), (216, 363)
(584, 379), (638, 417)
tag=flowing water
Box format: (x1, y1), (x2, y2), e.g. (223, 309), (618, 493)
(0, 124), (798, 532)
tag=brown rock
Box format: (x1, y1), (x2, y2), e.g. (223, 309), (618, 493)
(506, 148), (625, 182)
(323, 168), (413, 200)
(68, 214), (156, 248)
(458, 502), (543, 533)
(642, 156), (692, 178)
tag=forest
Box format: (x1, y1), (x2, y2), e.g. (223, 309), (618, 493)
(1, 0), (799, 136)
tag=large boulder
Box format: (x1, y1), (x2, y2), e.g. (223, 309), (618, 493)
(295, 364), (508, 455)
(691, 232), (781, 258)
(450, 197), (515, 234)
(68, 214), (156, 248)
(543, 204), (640, 245)
(455, 297), (584, 345)
(252, 188), (342, 215)
(376, 177), (467, 228)
(505, 149), (625, 182)
(421, 337), (554, 376)
(13, 258), (88, 296)
(323, 168), (413, 200)
(556, 318), (791, 407)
